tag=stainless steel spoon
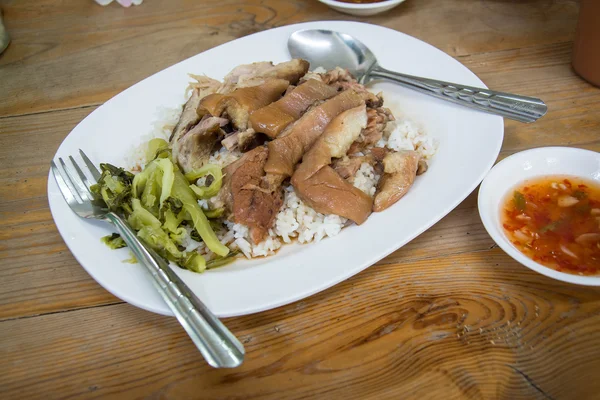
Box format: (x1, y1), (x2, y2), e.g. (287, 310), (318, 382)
(288, 29), (547, 123)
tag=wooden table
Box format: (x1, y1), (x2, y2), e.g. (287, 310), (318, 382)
(1, 0), (599, 398)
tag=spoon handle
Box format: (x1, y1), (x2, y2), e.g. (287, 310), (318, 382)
(368, 65), (547, 123)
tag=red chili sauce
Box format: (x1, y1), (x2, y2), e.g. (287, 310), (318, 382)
(501, 176), (600, 275)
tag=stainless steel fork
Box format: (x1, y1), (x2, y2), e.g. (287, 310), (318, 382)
(50, 150), (245, 368)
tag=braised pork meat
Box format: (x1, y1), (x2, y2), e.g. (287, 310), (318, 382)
(218, 59), (309, 94)
(348, 107), (394, 154)
(167, 60), (430, 250)
(292, 105), (373, 224)
(217, 146), (283, 244)
(373, 150), (420, 212)
(173, 116), (229, 173)
(199, 79), (290, 130)
(249, 79), (338, 138)
(264, 90), (365, 178)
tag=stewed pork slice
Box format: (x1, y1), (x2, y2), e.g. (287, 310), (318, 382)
(264, 90), (365, 178)
(369, 147), (389, 163)
(187, 74), (222, 93)
(221, 128), (258, 152)
(332, 147), (389, 180)
(218, 62), (273, 94)
(417, 159), (428, 175)
(284, 84), (296, 95)
(170, 78), (220, 143)
(169, 77), (222, 173)
(173, 116), (229, 173)
(196, 92), (225, 118)
(317, 67), (384, 108)
(217, 146), (265, 215)
(332, 156), (367, 180)
(295, 105), (368, 178)
(249, 79), (338, 138)
(292, 105), (373, 224)
(217, 146), (283, 244)
(198, 79), (290, 130)
(373, 150), (420, 212)
(170, 88), (202, 144)
(218, 59), (309, 94)
(348, 107), (394, 154)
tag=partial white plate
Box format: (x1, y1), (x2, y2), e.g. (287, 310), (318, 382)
(318, 0), (406, 16)
(48, 21), (503, 317)
(478, 147), (600, 285)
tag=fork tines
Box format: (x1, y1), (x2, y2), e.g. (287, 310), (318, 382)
(51, 150), (100, 205)
(79, 149), (101, 181)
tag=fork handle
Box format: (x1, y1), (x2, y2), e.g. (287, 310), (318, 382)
(106, 212), (245, 368)
(367, 64), (548, 123)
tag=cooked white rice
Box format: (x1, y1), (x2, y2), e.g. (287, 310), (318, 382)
(131, 90), (437, 260)
(353, 162), (379, 197)
(208, 115), (436, 259)
(208, 146), (242, 167)
(377, 118), (437, 160)
(125, 105), (182, 171)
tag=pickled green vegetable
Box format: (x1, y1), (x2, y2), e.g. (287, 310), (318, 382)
(101, 233), (126, 249)
(145, 138), (169, 161)
(128, 198), (161, 230)
(156, 158), (174, 207)
(94, 142), (232, 271)
(137, 225), (182, 260)
(132, 162), (155, 199)
(206, 251), (241, 270)
(90, 163), (134, 215)
(184, 164), (222, 183)
(204, 208), (225, 219)
(182, 252), (206, 273)
(540, 220), (561, 233)
(171, 171), (229, 257)
(187, 164), (223, 199)
(123, 251), (138, 264)
(513, 191), (526, 211)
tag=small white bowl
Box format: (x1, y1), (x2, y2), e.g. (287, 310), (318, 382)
(318, 0), (406, 16)
(478, 146), (600, 286)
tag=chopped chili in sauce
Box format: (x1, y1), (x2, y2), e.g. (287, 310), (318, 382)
(501, 176), (600, 275)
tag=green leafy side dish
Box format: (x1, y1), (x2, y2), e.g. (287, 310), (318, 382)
(91, 138), (234, 273)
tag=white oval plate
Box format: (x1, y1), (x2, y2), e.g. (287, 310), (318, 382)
(48, 21), (503, 317)
(478, 147), (600, 285)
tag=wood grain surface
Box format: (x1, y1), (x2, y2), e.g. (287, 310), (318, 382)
(1, 0), (599, 399)
(0, 0), (579, 117)
(4, 249), (600, 399)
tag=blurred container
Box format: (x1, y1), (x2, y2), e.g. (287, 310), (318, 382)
(318, 0), (406, 16)
(0, 8), (10, 54)
(572, 0), (600, 87)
